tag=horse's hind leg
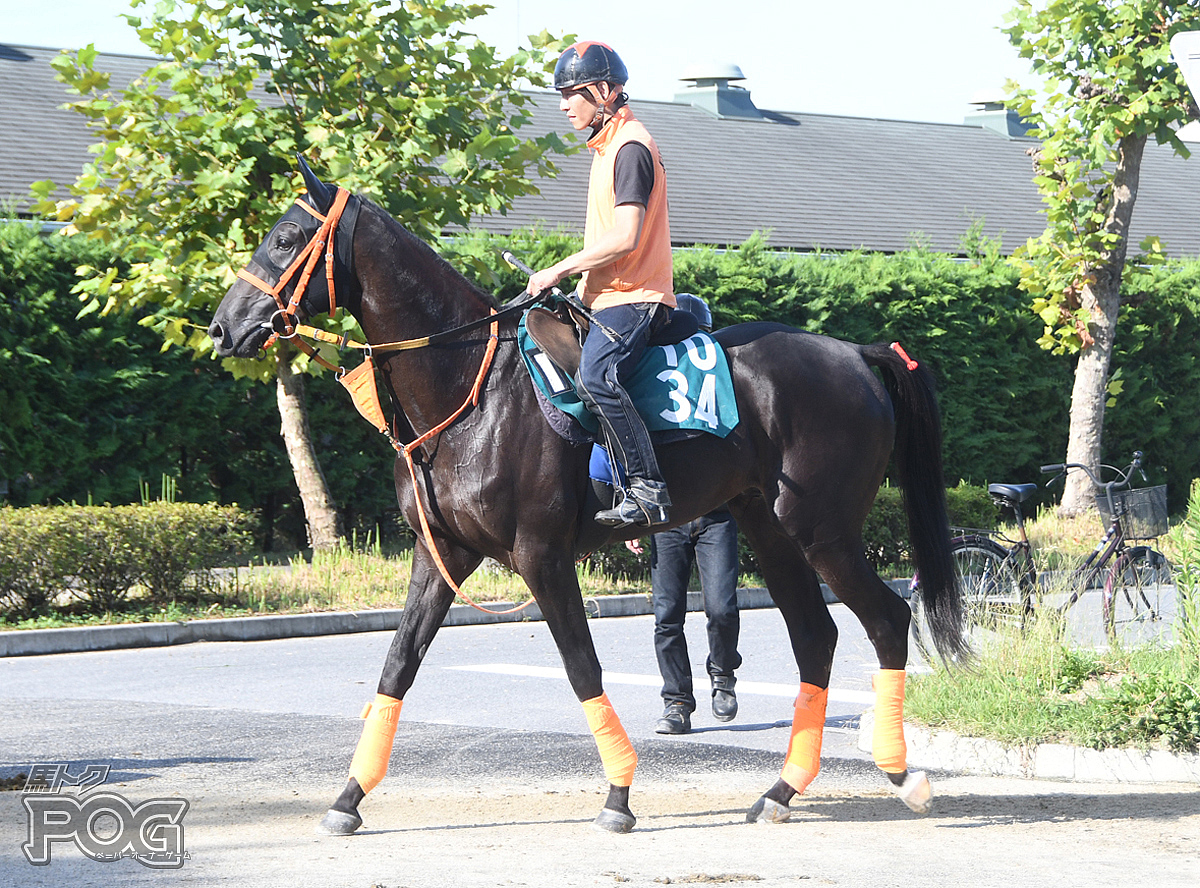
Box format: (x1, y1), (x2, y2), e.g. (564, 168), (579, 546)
(731, 500), (837, 824)
(806, 543), (932, 815)
(316, 539), (477, 835)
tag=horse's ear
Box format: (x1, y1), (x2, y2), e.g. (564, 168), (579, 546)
(297, 154), (336, 213)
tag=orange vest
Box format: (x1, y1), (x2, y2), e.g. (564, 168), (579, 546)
(581, 106), (676, 311)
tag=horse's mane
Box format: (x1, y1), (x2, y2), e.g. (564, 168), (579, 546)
(360, 197), (500, 311)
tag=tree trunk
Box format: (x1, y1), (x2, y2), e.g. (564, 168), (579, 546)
(1059, 133), (1147, 516)
(275, 344), (343, 549)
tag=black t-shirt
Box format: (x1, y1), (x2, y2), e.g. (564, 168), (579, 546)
(613, 141), (655, 208)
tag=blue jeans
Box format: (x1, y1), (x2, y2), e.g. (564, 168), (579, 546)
(651, 508), (742, 710)
(577, 303), (665, 483)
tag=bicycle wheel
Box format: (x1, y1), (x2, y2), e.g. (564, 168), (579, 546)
(1104, 547), (1174, 643)
(910, 536), (1019, 661)
(954, 538), (1025, 628)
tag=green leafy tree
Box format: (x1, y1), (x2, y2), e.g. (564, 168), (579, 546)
(0, 219), (301, 535)
(1003, 0), (1200, 514)
(32, 0), (568, 547)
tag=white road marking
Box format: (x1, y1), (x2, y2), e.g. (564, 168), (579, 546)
(444, 664), (876, 705)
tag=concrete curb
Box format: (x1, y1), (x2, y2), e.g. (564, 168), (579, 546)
(0, 581), (911, 659)
(857, 709), (1200, 785)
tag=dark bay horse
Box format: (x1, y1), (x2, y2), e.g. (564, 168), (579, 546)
(209, 161), (965, 835)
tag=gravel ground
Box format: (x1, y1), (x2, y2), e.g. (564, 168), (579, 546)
(2, 701), (1198, 888)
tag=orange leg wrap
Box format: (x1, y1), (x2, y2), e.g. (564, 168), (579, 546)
(581, 693), (638, 787)
(872, 669), (908, 773)
(348, 694), (403, 794)
(781, 683), (828, 793)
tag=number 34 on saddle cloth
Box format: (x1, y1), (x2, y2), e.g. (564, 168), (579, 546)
(517, 311), (740, 444)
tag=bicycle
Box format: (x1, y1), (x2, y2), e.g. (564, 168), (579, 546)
(909, 451), (1174, 659)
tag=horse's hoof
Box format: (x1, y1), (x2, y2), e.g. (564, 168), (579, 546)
(746, 795), (791, 823)
(315, 808), (363, 835)
(894, 770), (933, 815)
(593, 807), (636, 834)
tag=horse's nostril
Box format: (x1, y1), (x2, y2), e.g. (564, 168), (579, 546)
(208, 320), (224, 341)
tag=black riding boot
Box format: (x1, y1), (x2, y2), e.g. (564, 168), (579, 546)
(594, 477), (671, 528)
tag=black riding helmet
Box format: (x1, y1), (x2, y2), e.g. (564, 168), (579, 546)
(554, 41), (629, 90)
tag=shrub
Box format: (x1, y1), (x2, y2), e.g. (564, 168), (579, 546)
(0, 507), (60, 616)
(129, 502), (256, 603)
(0, 503), (254, 617)
(862, 483), (997, 574)
(583, 536), (650, 583)
(58, 507), (142, 612)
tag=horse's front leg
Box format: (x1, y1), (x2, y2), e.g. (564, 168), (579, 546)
(519, 549), (638, 834)
(317, 538), (479, 835)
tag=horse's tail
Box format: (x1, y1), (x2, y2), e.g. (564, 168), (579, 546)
(859, 343), (968, 661)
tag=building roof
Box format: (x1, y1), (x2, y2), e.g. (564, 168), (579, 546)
(3, 42), (1199, 257)
(495, 91), (1200, 257)
(0, 44), (156, 213)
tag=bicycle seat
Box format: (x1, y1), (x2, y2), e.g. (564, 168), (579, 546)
(988, 483), (1038, 504)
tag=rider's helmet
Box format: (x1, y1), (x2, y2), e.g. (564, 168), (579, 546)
(554, 41), (629, 91)
(675, 293), (713, 332)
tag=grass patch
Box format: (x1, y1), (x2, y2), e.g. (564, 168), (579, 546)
(909, 480), (1200, 755)
(226, 544), (657, 615)
(1, 599), (262, 630)
(984, 506), (1173, 573)
(906, 611), (1200, 753)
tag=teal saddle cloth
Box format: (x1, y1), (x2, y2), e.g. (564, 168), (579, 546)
(517, 314), (740, 444)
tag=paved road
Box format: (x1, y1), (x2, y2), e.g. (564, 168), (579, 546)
(3, 604), (1197, 888)
(0, 605), (878, 760)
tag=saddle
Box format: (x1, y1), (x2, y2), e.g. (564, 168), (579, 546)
(523, 302), (700, 381)
(518, 299), (739, 447)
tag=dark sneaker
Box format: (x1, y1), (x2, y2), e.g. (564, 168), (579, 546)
(654, 703), (692, 734)
(711, 676), (737, 722)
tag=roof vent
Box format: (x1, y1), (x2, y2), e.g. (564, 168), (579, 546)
(964, 90), (1031, 138)
(674, 63), (763, 120)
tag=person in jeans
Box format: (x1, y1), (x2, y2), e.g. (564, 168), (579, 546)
(630, 507), (742, 734)
(623, 293), (741, 734)
(525, 41), (675, 529)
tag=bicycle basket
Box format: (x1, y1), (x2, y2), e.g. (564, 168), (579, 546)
(1096, 484), (1168, 539)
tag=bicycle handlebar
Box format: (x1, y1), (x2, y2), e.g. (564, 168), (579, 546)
(1040, 450), (1145, 492)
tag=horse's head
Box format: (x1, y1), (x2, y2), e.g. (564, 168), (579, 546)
(209, 158), (356, 358)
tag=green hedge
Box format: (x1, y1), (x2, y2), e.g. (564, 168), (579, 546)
(0, 221), (401, 550)
(6, 222), (1198, 550)
(859, 483), (999, 574)
(0, 503), (255, 618)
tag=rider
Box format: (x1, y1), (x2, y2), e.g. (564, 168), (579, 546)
(525, 41), (676, 529)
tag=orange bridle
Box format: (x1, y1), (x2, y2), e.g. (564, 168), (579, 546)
(236, 187), (352, 353)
